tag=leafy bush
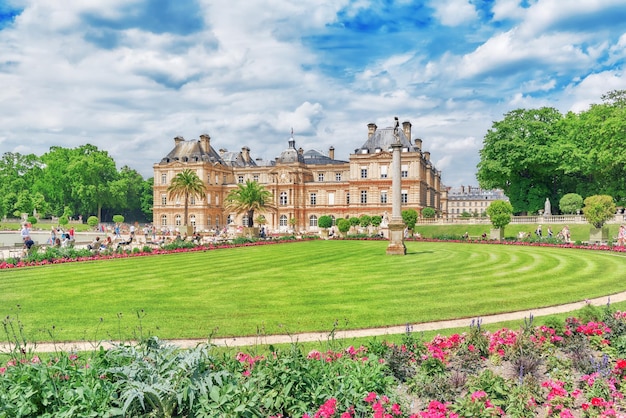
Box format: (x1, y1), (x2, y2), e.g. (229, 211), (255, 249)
(559, 193), (583, 214)
(421, 207), (436, 218)
(112, 215), (125, 224)
(401, 208), (418, 230)
(318, 215), (333, 229)
(87, 216), (99, 228)
(486, 200), (513, 230)
(583, 194), (616, 228)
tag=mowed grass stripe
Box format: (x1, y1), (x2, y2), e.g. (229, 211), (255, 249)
(1, 240), (625, 342)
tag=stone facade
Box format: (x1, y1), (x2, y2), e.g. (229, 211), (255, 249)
(152, 121), (446, 233)
(446, 185), (508, 218)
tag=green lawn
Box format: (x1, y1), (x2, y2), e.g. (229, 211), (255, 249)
(2, 240), (626, 342)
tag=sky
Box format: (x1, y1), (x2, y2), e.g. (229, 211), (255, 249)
(0, 0), (625, 187)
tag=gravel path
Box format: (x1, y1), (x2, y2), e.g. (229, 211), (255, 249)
(3, 292), (625, 354)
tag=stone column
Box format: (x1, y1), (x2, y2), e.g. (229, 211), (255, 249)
(387, 127), (406, 255)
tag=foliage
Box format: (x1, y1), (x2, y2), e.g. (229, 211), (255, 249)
(421, 207), (436, 218)
(167, 169), (207, 226)
(318, 215), (333, 229)
(401, 208), (418, 230)
(359, 215), (371, 228)
(112, 214), (125, 224)
(224, 180), (274, 227)
(370, 215), (382, 227)
(87, 215), (99, 228)
(486, 200), (513, 229)
(58, 215), (69, 226)
(477, 91), (626, 212)
(349, 217), (360, 227)
(336, 218), (350, 233)
(26, 215), (37, 225)
(583, 194), (616, 228)
(559, 193), (583, 214)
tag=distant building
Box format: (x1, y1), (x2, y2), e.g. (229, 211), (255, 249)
(152, 120), (447, 233)
(446, 186), (508, 218)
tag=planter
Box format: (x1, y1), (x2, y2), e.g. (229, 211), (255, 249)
(489, 228), (504, 241)
(242, 227), (259, 238)
(589, 226), (609, 244)
(320, 229), (329, 239)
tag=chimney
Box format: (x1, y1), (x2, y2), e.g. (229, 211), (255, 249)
(199, 134), (210, 152)
(402, 121), (412, 143)
(414, 138), (422, 151)
(241, 146), (251, 163)
(424, 151), (430, 161)
(367, 123), (377, 138)
(298, 147), (303, 155)
(329, 146), (335, 160)
(174, 136), (185, 145)
(219, 148), (227, 156)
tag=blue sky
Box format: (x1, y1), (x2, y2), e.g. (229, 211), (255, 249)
(0, 0), (625, 186)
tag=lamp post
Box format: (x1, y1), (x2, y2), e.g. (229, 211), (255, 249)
(386, 117), (407, 255)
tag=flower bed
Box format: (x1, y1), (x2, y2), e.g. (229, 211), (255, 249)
(3, 305), (626, 416)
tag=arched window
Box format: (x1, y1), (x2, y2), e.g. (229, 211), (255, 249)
(309, 215), (318, 227)
(279, 215), (288, 226)
(161, 215), (167, 226)
(215, 216), (220, 227)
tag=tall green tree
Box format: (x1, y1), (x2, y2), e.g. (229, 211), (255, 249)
(0, 152), (42, 218)
(477, 107), (565, 214)
(224, 180), (275, 227)
(167, 169), (207, 226)
(140, 177), (154, 222)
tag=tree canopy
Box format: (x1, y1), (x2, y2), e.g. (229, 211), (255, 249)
(167, 169), (207, 226)
(224, 180), (275, 227)
(0, 145), (153, 222)
(477, 90), (626, 214)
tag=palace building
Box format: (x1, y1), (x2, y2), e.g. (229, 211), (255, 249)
(152, 120), (447, 233)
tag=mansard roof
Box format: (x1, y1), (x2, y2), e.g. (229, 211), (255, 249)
(277, 138), (305, 164)
(357, 126), (418, 153)
(159, 136), (224, 165)
(220, 151), (257, 167)
(302, 149), (347, 165)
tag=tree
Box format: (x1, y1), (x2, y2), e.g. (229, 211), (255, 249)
(559, 193), (583, 214)
(401, 209), (418, 231)
(336, 218), (351, 234)
(359, 215), (371, 228)
(318, 215), (333, 229)
(486, 200), (513, 230)
(422, 207), (436, 218)
(87, 215), (99, 228)
(583, 195), (616, 229)
(371, 215), (382, 227)
(167, 169), (207, 227)
(112, 215), (125, 224)
(477, 107), (564, 214)
(224, 180), (274, 228)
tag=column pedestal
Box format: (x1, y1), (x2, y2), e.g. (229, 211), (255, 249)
(386, 221), (406, 255)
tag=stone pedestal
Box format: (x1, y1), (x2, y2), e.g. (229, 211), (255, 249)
(386, 222), (407, 255)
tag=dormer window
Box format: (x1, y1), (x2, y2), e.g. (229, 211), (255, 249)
(361, 149), (369, 154)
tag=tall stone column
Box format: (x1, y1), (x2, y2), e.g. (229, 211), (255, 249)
(387, 119), (406, 255)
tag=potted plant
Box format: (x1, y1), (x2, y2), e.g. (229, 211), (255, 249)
(583, 195), (616, 243)
(318, 215), (333, 239)
(486, 200), (513, 240)
(336, 218), (351, 238)
(401, 209), (418, 237)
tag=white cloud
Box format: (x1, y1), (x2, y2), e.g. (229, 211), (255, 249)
(430, 0), (478, 26)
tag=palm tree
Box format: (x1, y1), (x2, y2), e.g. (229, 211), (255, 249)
(167, 169), (207, 227)
(224, 180), (275, 227)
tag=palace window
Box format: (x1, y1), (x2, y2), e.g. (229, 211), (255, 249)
(238, 175), (244, 184)
(280, 192), (288, 205)
(360, 168), (368, 179)
(279, 215), (288, 227)
(175, 215), (182, 226)
(161, 214), (167, 226)
(318, 173), (324, 182)
(309, 215), (318, 227)
(401, 190), (408, 204)
(190, 196), (195, 205)
(207, 216), (211, 227)
(335, 172), (342, 181)
(253, 174), (259, 182)
(401, 165), (408, 178)
(161, 173), (167, 185)
(310, 193), (317, 205)
(328, 192), (335, 206)
(380, 166), (388, 179)
(161, 195), (167, 205)
(380, 191), (388, 204)
(360, 190), (367, 204)
(346, 192), (350, 205)
(190, 215), (196, 227)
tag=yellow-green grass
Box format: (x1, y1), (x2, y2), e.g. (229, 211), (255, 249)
(1, 240), (626, 343)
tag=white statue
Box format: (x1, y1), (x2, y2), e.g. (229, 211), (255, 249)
(544, 198), (551, 216)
